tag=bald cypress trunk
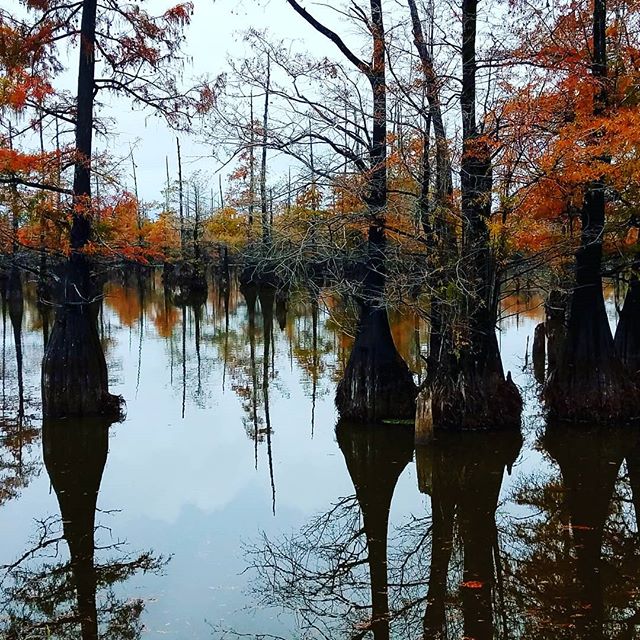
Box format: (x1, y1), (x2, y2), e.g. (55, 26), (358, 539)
(335, 0), (417, 422)
(544, 0), (639, 422)
(42, 257), (123, 419)
(416, 0), (521, 439)
(42, 0), (123, 419)
(614, 270), (640, 376)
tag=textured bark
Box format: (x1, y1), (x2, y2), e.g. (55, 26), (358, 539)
(415, 0), (521, 435)
(416, 332), (522, 440)
(544, 0), (640, 422)
(533, 322), (546, 384)
(70, 0), (98, 249)
(336, 421), (414, 640)
(545, 276), (637, 422)
(286, 0), (415, 423)
(545, 289), (567, 375)
(336, 303), (417, 422)
(43, 418), (110, 640)
(42, 257), (124, 420)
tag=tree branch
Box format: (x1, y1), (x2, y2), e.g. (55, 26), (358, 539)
(285, 0), (370, 74)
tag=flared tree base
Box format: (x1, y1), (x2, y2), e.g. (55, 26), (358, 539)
(336, 305), (417, 423)
(42, 304), (124, 420)
(42, 257), (124, 421)
(415, 371), (522, 442)
(545, 289), (640, 424)
(545, 366), (640, 424)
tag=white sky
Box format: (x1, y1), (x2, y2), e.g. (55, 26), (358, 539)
(98, 0), (366, 202)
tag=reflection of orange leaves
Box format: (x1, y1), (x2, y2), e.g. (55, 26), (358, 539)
(105, 283), (141, 327)
(461, 580), (485, 589)
(151, 303), (179, 338)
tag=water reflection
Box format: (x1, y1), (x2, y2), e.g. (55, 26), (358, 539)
(336, 421), (414, 640)
(417, 430), (522, 640)
(248, 424), (640, 640)
(0, 419), (167, 638)
(2, 272), (639, 639)
(506, 425), (640, 640)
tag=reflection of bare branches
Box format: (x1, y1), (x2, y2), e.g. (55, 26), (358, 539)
(246, 495), (375, 639)
(0, 514), (168, 640)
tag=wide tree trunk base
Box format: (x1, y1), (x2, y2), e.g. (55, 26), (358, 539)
(545, 287), (640, 423)
(415, 372), (522, 442)
(336, 305), (417, 423)
(544, 367), (640, 424)
(42, 305), (125, 420)
(42, 257), (124, 421)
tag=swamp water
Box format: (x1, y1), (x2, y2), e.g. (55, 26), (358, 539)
(0, 271), (639, 639)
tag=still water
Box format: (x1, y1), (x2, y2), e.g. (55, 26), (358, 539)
(0, 270), (638, 639)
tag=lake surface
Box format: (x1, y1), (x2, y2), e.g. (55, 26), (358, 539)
(1, 270), (638, 639)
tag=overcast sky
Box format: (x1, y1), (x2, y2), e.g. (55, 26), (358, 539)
(98, 0), (358, 202)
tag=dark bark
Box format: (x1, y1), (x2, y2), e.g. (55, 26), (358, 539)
(545, 289), (567, 375)
(286, 0), (415, 423)
(261, 55), (271, 244)
(544, 0), (639, 422)
(336, 420), (414, 640)
(275, 290), (288, 331)
(42, 256), (124, 420)
(614, 272), (640, 376)
(415, 0), (521, 437)
(533, 322), (546, 384)
(71, 0), (98, 250)
(336, 302), (417, 422)
(406, 0), (456, 386)
(42, 418), (110, 640)
(544, 217), (637, 421)
(335, 1), (419, 422)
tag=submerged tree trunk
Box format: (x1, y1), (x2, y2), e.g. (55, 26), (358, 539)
(42, 257), (124, 419)
(415, 0), (521, 439)
(545, 288), (567, 376)
(544, 0), (639, 423)
(42, 0), (125, 420)
(285, 0), (416, 423)
(336, 298), (416, 422)
(336, 0), (417, 422)
(544, 194), (635, 421)
(533, 322), (546, 384)
(614, 270), (640, 376)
